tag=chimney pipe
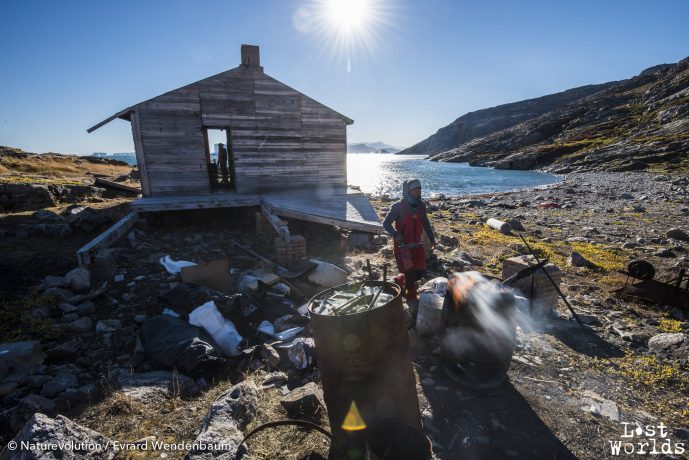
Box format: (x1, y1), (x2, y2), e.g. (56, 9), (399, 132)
(240, 44), (262, 71)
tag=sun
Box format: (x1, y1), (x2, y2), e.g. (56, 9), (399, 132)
(325, 0), (371, 32)
(293, 0), (393, 72)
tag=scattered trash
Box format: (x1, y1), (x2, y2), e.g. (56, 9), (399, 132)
(180, 259), (233, 293)
(237, 274), (261, 294)
(188, 301), (245, 357)
(139, 315), (226, 377)
(268, 282), (290, 298)
(486, 218), (512, 235)
(296, 303), (309, 316)
(288, 337), (316, 369)
(241, 303), (258, 317)
(311, 282), (394, 316)
(160, 283), (212, 318)
(162, 308), (181, 318)
(159, 255), (197, 275)
(257, 321), (304, 341)
(307, 259), (348, 287)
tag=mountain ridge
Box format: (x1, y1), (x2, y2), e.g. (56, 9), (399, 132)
(399, 57), (689, 173)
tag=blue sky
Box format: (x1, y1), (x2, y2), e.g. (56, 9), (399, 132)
(1, 0), (688, 155)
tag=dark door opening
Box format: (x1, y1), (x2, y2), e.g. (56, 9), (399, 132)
(204, 127), (236, 191)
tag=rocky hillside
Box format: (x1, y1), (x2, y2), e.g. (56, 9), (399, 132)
(401, 58), (689, 173)
(398, 83), (616, 157)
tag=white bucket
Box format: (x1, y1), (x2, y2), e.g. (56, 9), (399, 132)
(416, 292), (445, 337)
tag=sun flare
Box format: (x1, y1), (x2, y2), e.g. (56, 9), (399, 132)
(325, 0), (371, 31)
(293, 0), (393, 72)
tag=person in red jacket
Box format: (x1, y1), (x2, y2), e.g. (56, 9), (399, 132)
(383, 179), (436, 300)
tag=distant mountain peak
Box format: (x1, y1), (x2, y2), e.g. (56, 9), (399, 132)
(347, 141), (402, 153)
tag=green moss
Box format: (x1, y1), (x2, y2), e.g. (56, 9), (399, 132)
(570, 241), (627, 272)
(659, 318), (684, 333)
(0, 291), (62, 342)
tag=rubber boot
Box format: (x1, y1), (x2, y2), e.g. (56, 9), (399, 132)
(405, 285), (418, 301)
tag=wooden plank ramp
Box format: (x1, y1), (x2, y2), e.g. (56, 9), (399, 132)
(261, 186), (383, 234)
(77, 211), (139, 266)
(128, 187), (382, 234)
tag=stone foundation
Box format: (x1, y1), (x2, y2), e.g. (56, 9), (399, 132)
(255, 211), (273, 236)
(275, 235), (307, 266)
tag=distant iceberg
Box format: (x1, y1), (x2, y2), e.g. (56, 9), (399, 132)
(90, 152), (137, 165)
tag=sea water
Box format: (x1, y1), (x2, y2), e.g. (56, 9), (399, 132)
(347, 154), (561, 197)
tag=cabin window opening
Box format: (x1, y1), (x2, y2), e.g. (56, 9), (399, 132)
(204, 127), (236, 191)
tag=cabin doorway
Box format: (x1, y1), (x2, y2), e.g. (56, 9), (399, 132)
(204, 127), (236, 191)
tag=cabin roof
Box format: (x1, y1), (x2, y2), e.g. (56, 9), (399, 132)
(87, 63), (353, 133)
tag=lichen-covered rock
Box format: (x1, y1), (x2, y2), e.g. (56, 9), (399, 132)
(184, 381), (258, 459)
(1, 413), (115, 459)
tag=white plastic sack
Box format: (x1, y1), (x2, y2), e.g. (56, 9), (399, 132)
(257, 320), (304, 341)
(189, 301), (245, 356)
(307, 259), (347, 287)
(159, 255), (197, 275)
(418, 277), (448, 296)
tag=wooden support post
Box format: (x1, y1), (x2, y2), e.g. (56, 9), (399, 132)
(76, 211), (139, 266)
(261, 202), (290, 241)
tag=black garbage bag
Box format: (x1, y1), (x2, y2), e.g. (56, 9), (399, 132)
(139, 315), (226, 377)
(159, 282), (213, 318)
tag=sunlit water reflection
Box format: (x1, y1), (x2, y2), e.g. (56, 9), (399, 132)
(347, 154), (561, 197)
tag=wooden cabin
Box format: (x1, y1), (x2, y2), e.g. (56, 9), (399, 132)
(89, 44), (354, 197)
(81, 45), (381, 265)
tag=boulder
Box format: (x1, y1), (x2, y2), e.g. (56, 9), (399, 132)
(67, 207), (108, 232)
(95, 319), (121, 333)
(568, 251), (596, 268)
(0, 341), (44, 385)
(280, 382), (325, 418)
(67, 317), (93, 333)
(10, 395), (57, 432)
(184, 381), (258, 459)
(65, 267), (91, 292)
(33, 210), (65, 223)
(1, 183), (55, 211)
(1, 413), (115, 459)
(109, 369), (200, 403)
(667, 228), (689, 242)
(43, 287), (74, 302)
(448, 250), (484, 267)
(41, 371), (78, 398)
(41, 275), (69, 289)
(507, 218), (525, 231)
(46, 339), (82, 361)
(261, 372), (288, 388)
(648, 333), (686, 354)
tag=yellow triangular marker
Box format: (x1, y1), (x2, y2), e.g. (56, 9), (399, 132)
(341, 401), (367, 431)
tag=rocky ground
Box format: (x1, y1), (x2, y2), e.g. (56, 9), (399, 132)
(1, 171), (688, 459)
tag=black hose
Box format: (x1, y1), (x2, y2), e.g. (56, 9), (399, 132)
(235, 419), (344, 459)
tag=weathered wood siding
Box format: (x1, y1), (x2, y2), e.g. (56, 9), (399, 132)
(136, 67), (348, 196)
(138, 85), (209, 196)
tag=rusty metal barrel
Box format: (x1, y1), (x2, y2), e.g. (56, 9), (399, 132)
(308, 281), (427, 459)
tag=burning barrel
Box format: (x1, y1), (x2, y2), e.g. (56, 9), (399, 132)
(309, 281), (429, 460)
(441, 271), (518, 389)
